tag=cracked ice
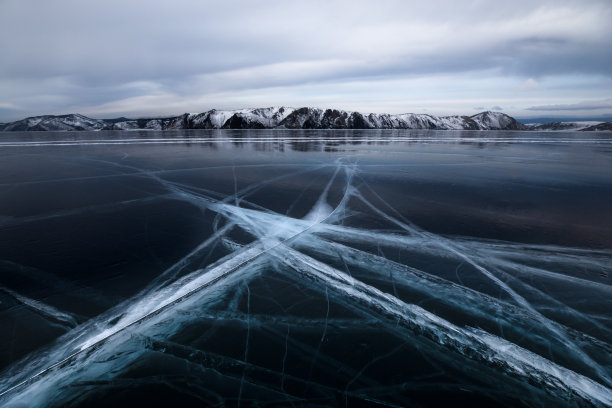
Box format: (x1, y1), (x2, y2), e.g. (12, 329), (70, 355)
(0, 132), (611, 407)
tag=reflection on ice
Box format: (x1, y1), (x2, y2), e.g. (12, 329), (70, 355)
(0, 136), (611, 407)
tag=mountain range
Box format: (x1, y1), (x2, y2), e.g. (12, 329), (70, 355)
(0, 107), (609, 131)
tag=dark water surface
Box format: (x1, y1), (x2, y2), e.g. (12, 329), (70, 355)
(0, 130), (611, 407)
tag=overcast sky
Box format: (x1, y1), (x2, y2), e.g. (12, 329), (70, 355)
(1, 0), (611, 121)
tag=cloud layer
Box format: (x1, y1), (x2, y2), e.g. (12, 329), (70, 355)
(1, 0), (611, 121)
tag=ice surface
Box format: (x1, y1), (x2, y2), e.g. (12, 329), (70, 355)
(0, 132), (611, 407)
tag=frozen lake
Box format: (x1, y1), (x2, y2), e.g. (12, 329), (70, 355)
(0, 130), (611, 407)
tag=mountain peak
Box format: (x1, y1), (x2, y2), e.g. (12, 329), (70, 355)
(469, 111), (527, 130)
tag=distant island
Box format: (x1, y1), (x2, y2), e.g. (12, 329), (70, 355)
(1, 107), (610, 132)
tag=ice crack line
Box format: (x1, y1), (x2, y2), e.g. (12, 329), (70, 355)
(2, 159), (611, 407)
(0, 165), (354, 401)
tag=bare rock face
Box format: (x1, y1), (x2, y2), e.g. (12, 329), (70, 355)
(221, 114), (266, 129)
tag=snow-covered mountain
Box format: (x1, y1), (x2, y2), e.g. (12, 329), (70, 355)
(279, 108), (528, 130)
(0, 114), (108, 131)
(0, 108), (531, 131)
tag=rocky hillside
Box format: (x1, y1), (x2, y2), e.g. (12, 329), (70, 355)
(0, 114), (107, 131)
(581, 121), (612, 131)
(0, 107), (530, 131)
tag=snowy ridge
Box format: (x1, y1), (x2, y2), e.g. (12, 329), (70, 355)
(186, 106), (297, 129)
(582, 121), (612, 131)
(1, 108), (530, 131)
(4, 109), (612, 131)
(1, 114), (108, 132)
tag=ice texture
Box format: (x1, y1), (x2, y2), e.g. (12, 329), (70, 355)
(0, 132), (611, 407)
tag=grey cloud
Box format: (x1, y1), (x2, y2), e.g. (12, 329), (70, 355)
(527, 99), (612, 111)
(1, 0), (611, 120)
